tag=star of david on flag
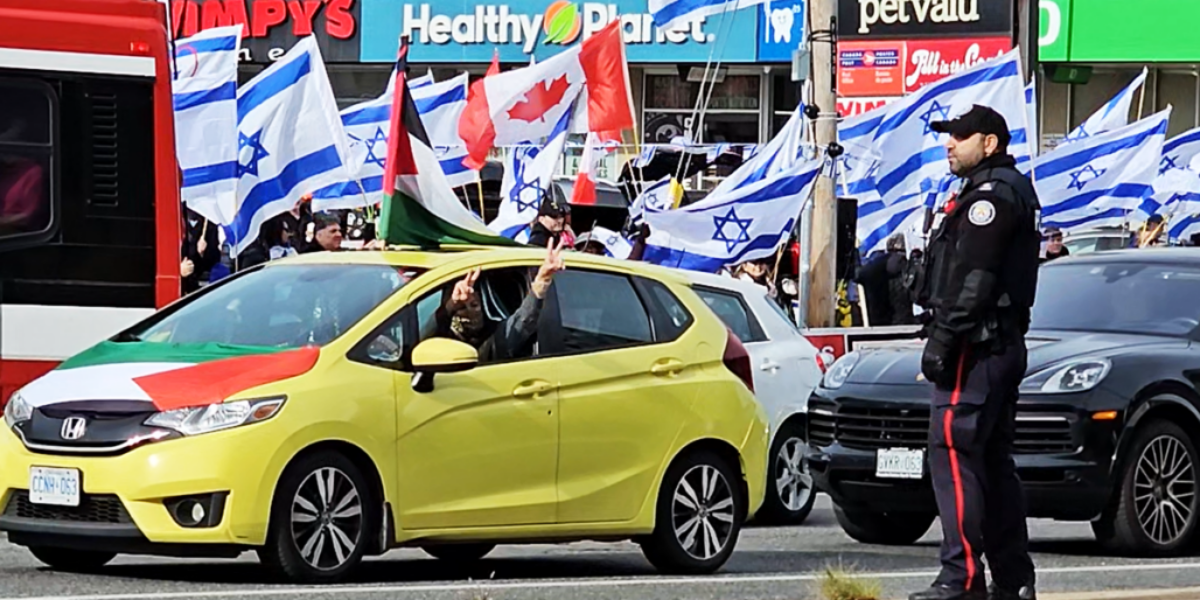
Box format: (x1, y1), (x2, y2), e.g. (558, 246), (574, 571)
(711, 207), (753, 252)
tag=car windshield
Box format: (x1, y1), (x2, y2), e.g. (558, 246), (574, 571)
(1030, 261), (1200, 336)
(127, 264), (421, 348)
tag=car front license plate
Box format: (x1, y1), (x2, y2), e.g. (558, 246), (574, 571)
(29, 467), (81, 507)
(876, 448), (924, 479)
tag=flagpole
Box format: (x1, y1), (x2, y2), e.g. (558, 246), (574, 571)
(476, 178), (486, 219)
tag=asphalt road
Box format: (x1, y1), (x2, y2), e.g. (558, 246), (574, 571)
(3, 496), (1200, 600)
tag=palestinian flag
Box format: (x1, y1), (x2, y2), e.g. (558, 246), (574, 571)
(378, 41), (517, 248)
(18, 341), (319, 412)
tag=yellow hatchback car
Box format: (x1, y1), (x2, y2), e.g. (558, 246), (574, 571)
(0, 247), (768, 582)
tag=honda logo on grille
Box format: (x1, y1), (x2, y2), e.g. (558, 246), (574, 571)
(60, 417), (88, 440)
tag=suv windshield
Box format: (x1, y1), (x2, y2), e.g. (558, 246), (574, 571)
(127, 264), (420, 348)
(1030, 261), (1200, 336)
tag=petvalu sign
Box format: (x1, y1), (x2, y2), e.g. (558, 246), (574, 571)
(837, 0), (1012, 39)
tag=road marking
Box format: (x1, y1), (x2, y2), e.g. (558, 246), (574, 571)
(6, 562), (1200, 600)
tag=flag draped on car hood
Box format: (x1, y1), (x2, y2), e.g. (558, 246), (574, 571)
(16, 342), (319, 412)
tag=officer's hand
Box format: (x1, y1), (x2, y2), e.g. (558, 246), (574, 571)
(921, 335), (956, 389)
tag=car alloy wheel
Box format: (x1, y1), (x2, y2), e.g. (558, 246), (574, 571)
(291, 467), (364, 571)
(672, 464), (736, 561)
(775, 437), (813, 513)
(1133, 434), (1196, 546)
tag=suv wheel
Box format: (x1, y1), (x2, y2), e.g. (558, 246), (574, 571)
(258, 451), (377, 583)
(834, 504), (935, 545)
(28, 547), (115, 572)
(758, 422), (816, 526)
(640, 450), (744, 574)
(423, 543), (496, 563)
(1094, 419), (1199, 556)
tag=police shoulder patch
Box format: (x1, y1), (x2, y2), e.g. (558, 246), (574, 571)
(980, 182), (995, 192)
(968, 200), (996, 226)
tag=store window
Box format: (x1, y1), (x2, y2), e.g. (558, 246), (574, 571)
(0, 79), (54, 243)
(1156, 69), (1199, 137)
(771, 74), (802, 137)
(642, 73), (760, 145)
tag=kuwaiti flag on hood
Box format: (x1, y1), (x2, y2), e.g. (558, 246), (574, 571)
(459, 19), (634, 170)
(17, 342), (319, 412)
(377, 41), (517, 248)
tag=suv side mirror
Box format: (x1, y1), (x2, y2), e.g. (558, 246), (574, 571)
(411, 338), (479, 392)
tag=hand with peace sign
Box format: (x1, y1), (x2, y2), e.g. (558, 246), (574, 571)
(532, 237), (567, 299)
(446, 267), (482, 313)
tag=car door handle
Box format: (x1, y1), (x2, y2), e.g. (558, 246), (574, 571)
(761, 360), (781, 372)
(650, 359), (685, 376)
(512, 380), (554, 399)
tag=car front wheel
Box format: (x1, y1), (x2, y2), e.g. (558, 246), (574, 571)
(758, 422), (816, 525)
(834, 504), (935, 545)
(640, 450), (744, 574)
(1093, 418), (1200, 556)
(258, 451), (376, 583)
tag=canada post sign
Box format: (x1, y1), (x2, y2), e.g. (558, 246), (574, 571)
(360, 0), (759, 63)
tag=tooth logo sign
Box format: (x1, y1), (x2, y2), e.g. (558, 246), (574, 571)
(543, 1), (582, 45)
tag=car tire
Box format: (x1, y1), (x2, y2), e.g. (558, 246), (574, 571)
(640, 449), (744, 575)
(422, 543), (496, 563)
(834, 504), (935, 545)
(1093, 418), (1200, 556)
(258, 451), (377, 583)
(28, 547), (115, 572)
(757, 422), (817, 526)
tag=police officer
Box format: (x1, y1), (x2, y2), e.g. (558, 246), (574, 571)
(909, 105), (1040, 600)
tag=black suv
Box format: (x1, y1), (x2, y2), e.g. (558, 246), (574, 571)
(807, 249), (1200, 556)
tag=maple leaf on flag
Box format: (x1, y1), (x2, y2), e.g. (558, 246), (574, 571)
(508, 76), (571, 123)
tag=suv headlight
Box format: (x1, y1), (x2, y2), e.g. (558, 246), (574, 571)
(1020, 359), (1112, 394)
(3, 392), (32, 428)
(822, 352), (860, 389)
(144, 396), (285, 436)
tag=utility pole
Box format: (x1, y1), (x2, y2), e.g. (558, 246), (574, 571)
(805, 0), (838, 328)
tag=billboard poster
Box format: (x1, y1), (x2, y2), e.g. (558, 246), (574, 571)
(903, 36), (1012, 93)
(837, 40), (905, 97)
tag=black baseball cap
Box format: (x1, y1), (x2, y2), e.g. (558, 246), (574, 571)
(931, 104), (1011, 148)
(538, 194), (568, 218)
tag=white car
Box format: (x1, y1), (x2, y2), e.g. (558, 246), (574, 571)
(681, 271), (825, 524)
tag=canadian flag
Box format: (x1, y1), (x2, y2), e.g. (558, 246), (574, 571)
(571, 130), (621, 205)
(459, 20), (635, 170)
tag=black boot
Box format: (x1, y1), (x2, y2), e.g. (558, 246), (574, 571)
(909, 584), (987, 600)
(988, 583), (1036, 600)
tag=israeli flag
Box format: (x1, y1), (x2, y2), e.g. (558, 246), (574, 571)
(172, 25), (242, 225)
(709, 105), (807, 197)
(837, 105), (887, 203)
(642, 158), (824, 272)
(1032, 107), (1171, 232)
(1159, 126), (1200, 175)
(1163, 172), (1200, 242)
(488, 109), (572, 239)
(871, 49), (1029, 209)
(649, 0), (767, 31)
(412, 73), (478, 189)
(230, 36), (351, 255)
(409, 69), (434, 90)
(578, 226), (634, 259)
(309, 87), (393, 212)
(1139, 166), (1199, 222)
(629, 176), (675, 228)
(1025, 79), (1038, 158)
(1060, 68), (1147, 146)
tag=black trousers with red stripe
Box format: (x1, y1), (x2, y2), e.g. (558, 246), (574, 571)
(929, 339), (1035, 592)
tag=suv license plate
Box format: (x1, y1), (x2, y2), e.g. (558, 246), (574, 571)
(29, 467), (81, 506)
(876, 448), (924, 479)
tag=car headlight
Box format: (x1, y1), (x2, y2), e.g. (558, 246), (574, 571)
(822, 352), (860, 389)
(144, 396), (285, 436)
(1020, 359), (1112, 394)
(3, 392), (32, 428)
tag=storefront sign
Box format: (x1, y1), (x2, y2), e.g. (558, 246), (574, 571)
(169, 0), (361, 63)
(836, 97), (897, 117)
(360, 0), (758, 63)
(837, 40), (905, 97)
(1037, 0), (1069, 61)
(757, 0), (807, 63)
(837, 0), (1012, 39)
(903, 36), (1011, 92)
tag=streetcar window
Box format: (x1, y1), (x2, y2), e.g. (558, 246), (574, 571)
(0, 79), (55, 244)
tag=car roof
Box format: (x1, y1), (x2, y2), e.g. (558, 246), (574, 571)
(1043, 247), (1200, 265)
(675, 269), (771, 296)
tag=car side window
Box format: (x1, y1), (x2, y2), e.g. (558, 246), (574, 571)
(694, 287), (767, 344)
(349, 310), (407, 368)
(543, 269), (653, 355)
(409, 266), (539, 367)
(634, 277), (693, 342)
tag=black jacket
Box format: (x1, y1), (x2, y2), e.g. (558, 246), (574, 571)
(181, 212), (220, 294)
(918, 153), (1041, 353)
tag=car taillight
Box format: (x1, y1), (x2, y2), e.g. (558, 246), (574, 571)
(723, 329), (754, 393)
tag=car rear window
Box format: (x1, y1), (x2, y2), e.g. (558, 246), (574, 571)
(693, 287), (767, 344)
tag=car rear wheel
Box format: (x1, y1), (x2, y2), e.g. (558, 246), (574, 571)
(28, 547), (115, 572)
(1093, 419), (1199, 556)
(640, 450), (744, 574)
(834, 504), (935, 545)
(422, 543), (496, 563)
(758, 422), (817, 526)
(258, 451), (376, 583)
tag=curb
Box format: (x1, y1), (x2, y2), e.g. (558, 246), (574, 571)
(1037, 589), (1200, 600)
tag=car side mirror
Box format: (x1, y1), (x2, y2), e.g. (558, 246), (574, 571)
(410, 337), (479, 393)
